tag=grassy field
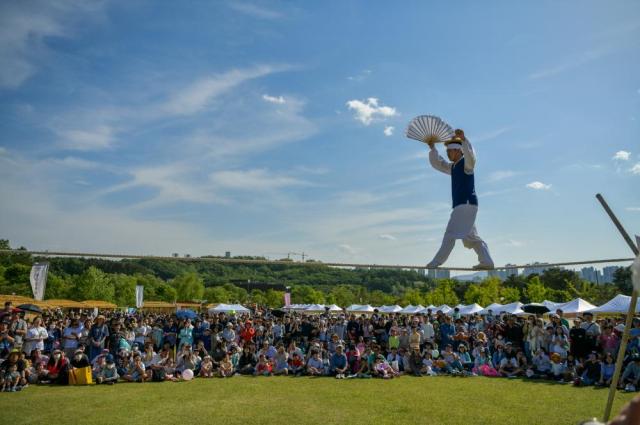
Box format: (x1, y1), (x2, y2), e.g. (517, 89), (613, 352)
(0, 376), (635, 425)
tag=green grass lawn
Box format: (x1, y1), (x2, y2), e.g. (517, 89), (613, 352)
(0, 376), (635, 425)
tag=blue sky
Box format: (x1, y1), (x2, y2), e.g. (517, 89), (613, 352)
(0, 0), (639, 271)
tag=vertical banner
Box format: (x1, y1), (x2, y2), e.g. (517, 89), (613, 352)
(284, 288), (291, 307)
(29, 263), (49, 301)
(135, 285), (144, 309)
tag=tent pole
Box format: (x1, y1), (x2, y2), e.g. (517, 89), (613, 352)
(596, 194), (639, 422)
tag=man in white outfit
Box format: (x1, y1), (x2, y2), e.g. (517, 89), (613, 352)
(426, 129), (494, 270)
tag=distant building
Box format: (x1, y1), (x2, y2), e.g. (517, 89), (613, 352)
(602, 266), (618, 284)
(523, 262), (551, 277)
(505, 264), (519, 278)
(225, 251), (231, 258)
(488, 269), (507, 280)
(581, 266), (603, 283)
(427, 268), (450, 279)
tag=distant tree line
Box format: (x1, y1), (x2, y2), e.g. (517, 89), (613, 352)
(0, 239), (632, 308)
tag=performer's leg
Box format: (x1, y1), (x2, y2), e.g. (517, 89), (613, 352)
(428, 206), (475, 266)
(463, 226), (494, 267)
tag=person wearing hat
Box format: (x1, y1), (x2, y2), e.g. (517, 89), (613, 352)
(96, 354), (119, 384)
(620, 354), (640, 391)
(89, 315), (109, 362)
(426, 129), (494, 270)
(580, 311), (601, 352)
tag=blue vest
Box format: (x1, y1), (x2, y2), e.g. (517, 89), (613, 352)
(451, 157), (478, 208)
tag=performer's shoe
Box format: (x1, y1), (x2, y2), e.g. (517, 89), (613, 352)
(472, 263), (494, 270)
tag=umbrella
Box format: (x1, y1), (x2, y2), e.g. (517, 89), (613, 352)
(522, 303), (550, 315)
(176, 309), (198, 320)
(17, 304), (43, 314)
(271, 309), (286, 318)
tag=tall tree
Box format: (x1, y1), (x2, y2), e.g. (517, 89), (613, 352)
(171, 272), (205, 301)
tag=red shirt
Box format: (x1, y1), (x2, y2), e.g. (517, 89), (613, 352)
(240, 327), (255, 342)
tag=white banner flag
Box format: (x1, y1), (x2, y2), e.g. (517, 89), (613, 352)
(135, 285), (144, 308)
(30, 263), (49, 301)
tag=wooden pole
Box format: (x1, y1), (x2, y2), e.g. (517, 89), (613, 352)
(596, 194), (639, 422)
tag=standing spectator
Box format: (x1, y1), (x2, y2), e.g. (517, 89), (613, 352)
(439, 316), (456, 349)
(23, 316), (48, 356)
(62, 318), (83, 359)
(89, 315), (109, 361)
(9, 311), (27, 353)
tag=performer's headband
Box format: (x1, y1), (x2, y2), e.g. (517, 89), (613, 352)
(446, 143), (462, 150)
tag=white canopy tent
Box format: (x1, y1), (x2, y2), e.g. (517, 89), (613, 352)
(346, 304), (375, 313)
(542, 300), (564, 311)
(458, 303), (484, 315)
(379, 305), (402, 313)
(326, 304), (344, 312)
(436, 305), (452, 314)
(588, 294), (640, 314)
(479, 303), (504, 315)
(499, 302), (525, 315)
(304, 304), (326, 313)
(557, 298), (597, 315)
(208, 303), (251, 314)
(400, 305), (424, 314)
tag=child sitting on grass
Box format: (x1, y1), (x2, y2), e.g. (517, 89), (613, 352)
(306, 350), (324, 376)
(2, 364), (21, 392)
(255, 354), (273, 376)
(273, 345), (289, 376)
(199, 355), (214, 378)
(218, 354), (234, 378)
(374, 354), (399, 379)
(97, 355), (119, 385)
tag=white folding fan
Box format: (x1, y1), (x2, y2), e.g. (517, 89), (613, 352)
(405, 115), (455, 144)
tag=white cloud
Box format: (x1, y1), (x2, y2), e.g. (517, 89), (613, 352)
(613, 150), (631, 161)
(529, 46), (615, 80)
(228, 2), (282, 19)
(631, 163), (640, 175)
(262, 94), (285, 104)
(505, 239), (524, 247)
(57, 126), (115, 151)
(347, 69), (372, 82)
(383, 126), (394, 136)
(210, 169), (310, 191)
(102, 163), (223, 209)
(346, 97), (397, 126)
(338, 244), (356, 255)
(0, 1), (106, 89)
(162, 65), (284, 116)
(378, 234), (397, 241)
(0, 147), (6, 155)
(526, 181), (552, 190)
(473, 127), (511, 143)
(626, 207), (640, 212)
(487, 170), (517, 183)
(48, 156), (101, 169)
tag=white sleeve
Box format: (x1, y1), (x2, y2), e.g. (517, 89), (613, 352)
(461, 138), (476, 174)
(428, 148), (451, 175)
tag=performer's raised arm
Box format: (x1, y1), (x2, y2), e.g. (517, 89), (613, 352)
(427, 142), (451, 175)
(455, 129), (475, 173)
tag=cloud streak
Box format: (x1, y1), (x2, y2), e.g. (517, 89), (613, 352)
(526, 181), (551, 190)
(346, 97), (397, 126)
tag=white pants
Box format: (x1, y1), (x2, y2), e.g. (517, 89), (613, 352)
(430, 204), (493, 266)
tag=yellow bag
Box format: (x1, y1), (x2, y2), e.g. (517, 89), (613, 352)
(69, 366), (93, 385)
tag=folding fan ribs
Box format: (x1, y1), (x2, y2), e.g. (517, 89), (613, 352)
(405, 115), (455, 144)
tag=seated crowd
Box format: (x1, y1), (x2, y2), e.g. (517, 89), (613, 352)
(2, 300), (640, 392)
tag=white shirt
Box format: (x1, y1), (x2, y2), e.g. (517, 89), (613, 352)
(24, 326), (48, 354)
